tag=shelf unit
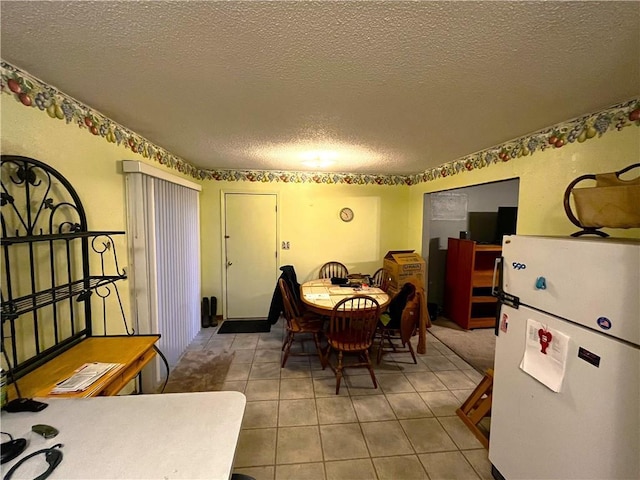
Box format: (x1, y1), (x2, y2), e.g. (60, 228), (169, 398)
(1, 155), (130, 380)
(444, 238), (501, 329)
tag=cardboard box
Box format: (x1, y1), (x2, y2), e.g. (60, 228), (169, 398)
(383, 250), (426, 294)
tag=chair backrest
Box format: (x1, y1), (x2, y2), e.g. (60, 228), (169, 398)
(371, 268), (385, 288)
(329, 295), (380, 350)
(278, 278), (301, 325)
(319, 261), (348, 279)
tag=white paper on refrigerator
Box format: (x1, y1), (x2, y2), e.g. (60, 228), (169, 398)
(520, 318), (570, 392)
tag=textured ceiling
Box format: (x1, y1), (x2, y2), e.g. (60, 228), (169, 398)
(1, 1), (638, 175)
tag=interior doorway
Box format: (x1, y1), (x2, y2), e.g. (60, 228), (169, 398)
(223, 193), (278, 319)
(422, 178), (520, 316)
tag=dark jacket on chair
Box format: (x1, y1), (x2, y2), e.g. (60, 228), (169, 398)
(267, 265), (302, 324)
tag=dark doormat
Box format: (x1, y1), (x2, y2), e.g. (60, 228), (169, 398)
(217, 319), (271, 334)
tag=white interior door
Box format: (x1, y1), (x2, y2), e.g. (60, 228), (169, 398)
(224, 193), (278, 319)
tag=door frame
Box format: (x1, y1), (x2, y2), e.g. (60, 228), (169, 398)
(220, 189), (280, 320)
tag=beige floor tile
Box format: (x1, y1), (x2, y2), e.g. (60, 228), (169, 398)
(310, 365), (336, 378)
(245, 379), (280, 401)
(386, 392), (433, 419)
(434, 370), (478, 390)
(404, 372), (448, 392)
(361, 420), (414, 457)
(445, 354), (476, 371)
(243, 400), (279, 429)
(376, 373), (416, 394)
(431, 342), (455, 356)
(231, 349), (256, 364)
(462, 368), (485, 384)
(278, 398), (318, 426)
(375, 359), (404, 372)
(372, 455), (429, 480)
(205, 337), (235, 350)
(393, 359), (432, 373)
(280, 361), (313, 379)
(276, 426), (323, 464)
(382, 350), (417, 364)
(257, 336), (285, 350)
(220, 380), (246, 392)
(419, 390), (463, 417)
(320, 423), (369, 461)
(352, 395), (396, 422)
(325, 459), (377, 480)
(232, 335), (260, 350)
(275, 462), (326, 480)
(316, 396), (358, 424)
(280, 377), (314, 399)
(450, 388), (475, 403)
(183, 322), (494, 479)
(312, 376), (349, 397)
(438, 416), (485, 450)
(250, 362), (282, 380)
(226, 362), (252, 381)
(254, 349), (282, 363)
(422, 354), (459, 371)
(462, 449), (493, 480)
(418, 451), (480, 480)
(234, 465), (275, 480)
(235, 428), (277, 467)
(344, 374), (381, 395)
(400, 418), (458, 453)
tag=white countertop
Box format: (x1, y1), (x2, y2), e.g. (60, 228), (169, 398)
(0, 391), (246, 479)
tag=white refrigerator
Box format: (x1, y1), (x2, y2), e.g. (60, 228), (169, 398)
(489, 235), (639, 480)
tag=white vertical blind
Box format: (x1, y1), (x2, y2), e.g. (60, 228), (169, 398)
(124, 161), (201, 391)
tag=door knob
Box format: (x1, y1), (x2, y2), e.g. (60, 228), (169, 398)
(227, 261), (233, 266)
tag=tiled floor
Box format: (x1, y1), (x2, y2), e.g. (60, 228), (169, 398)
(185, 318), (492, 480)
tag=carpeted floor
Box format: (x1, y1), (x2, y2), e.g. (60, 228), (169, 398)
(162, 349), (234, 393)
(161, 316), (494, 394)
(428, 317), (495, 373)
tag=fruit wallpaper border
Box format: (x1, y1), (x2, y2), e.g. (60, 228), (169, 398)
(2, 60), (638, 186)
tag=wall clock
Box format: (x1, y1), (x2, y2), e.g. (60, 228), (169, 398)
(339, 207), (354, 222)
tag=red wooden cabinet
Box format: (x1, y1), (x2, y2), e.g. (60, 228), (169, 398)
(444, 238), (501, 329)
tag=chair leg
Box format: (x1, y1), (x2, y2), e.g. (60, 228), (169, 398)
(406, 339), (417, 364)
(376, 331), (384, 365)
(312, 333), (323, 366)
(335, 351), (344, 394)
(322, 345), (331, 369)
(364, 350), (377, 389)
(281, 332), (293, 368)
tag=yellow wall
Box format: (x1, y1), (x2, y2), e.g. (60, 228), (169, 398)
(0, 97), (193, 333)
(200, 180), (411, 303)
(407, 126), (640, 252)
(3, 87), (639, 324)
(2, 97), (414, 321)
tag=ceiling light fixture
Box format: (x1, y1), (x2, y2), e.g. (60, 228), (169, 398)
(251, 142), (388, 172)
(300, 150), (338, 169)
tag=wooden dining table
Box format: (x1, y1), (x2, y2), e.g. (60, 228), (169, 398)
(301, 278), (391, 314)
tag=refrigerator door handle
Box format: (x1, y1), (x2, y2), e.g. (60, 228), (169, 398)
(493, 256), (520, 309)
(492, 256), (520, 336)
(493, 257), (503, 336)
(491, 257), (502, 299)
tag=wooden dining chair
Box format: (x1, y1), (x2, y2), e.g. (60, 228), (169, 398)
(323, 295), (380, 394)
(319, 261), (348, 279)
(371, 268), (385, 289)
(376, 281), (421, 364)
(278, 278), (325, 368)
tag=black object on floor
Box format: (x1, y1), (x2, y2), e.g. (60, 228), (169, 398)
(217, 319), (271, 334)
(201, 297), (211, 328)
